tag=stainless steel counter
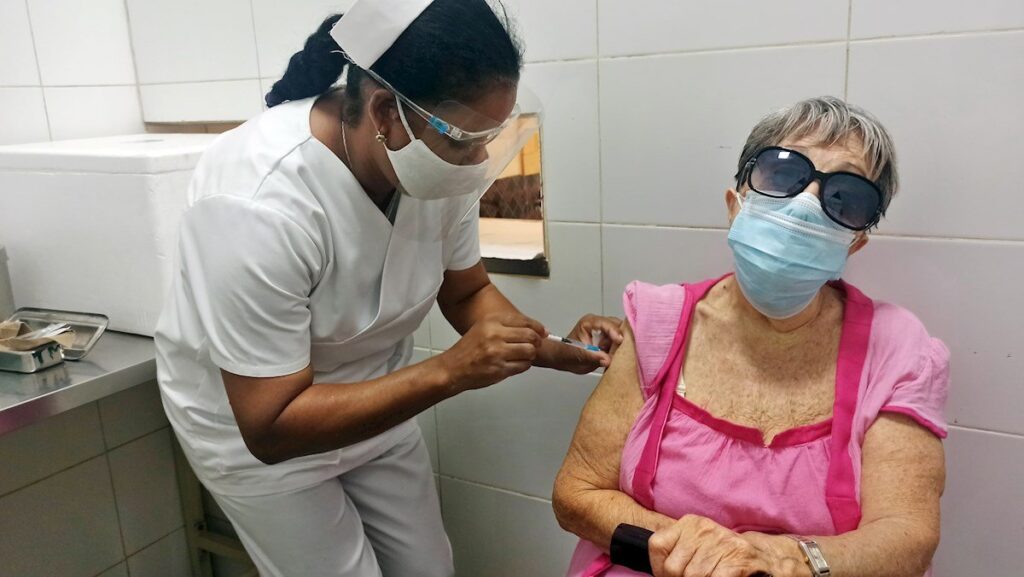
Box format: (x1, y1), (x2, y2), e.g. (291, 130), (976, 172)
(0, 331), (156, 435)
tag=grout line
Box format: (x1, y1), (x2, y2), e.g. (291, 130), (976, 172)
(598, 40), (848, 62)
(124, 524), (186, 562)
(106, 424), (172, 453)
(438, 474), (553, 504)
(120, 0), (146, 125)
(949, 424), (1024, 440)
(89, 560), (127, 577)
(137, 78), (263, 87)
(0, 83), (139, 89)
(104, 451), (131, 565)
(849, 26), (1024, 44)
(844, 0), (853, 99)
(527, 27), (1024, 67)
(21, 0), (52, 140)
(0, 405), (108, 500)
(247, 0), (264, 88)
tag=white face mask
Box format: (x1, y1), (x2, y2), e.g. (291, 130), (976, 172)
(385, 97), (492, 201)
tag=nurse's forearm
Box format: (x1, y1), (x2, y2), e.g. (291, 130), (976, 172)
(224, 356), (462, 464)
(439, 276), (519, 336)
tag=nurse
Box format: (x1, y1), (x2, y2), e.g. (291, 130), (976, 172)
(154, 1), (621, 576)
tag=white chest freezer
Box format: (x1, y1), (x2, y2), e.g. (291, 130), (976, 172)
(0, 134), (218, 336)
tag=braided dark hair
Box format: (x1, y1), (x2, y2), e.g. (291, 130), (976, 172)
(265, 0), (523, 126)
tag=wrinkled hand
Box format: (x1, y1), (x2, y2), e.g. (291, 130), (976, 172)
(537, 314), (624, 374)
(648, 515), (803, 577)
(739, 532), (812, 577)
(567, 314), (624, 354)
(439, 313), (546, 391)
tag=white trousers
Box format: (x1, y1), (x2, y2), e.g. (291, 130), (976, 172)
(209, 429), (453, 577)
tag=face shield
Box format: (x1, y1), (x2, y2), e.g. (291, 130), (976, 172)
(430, 89), (541, 238)
(363, 66), (542, 236)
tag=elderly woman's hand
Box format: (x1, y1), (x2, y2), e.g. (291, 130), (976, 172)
(648, 515), (809, 577)
(535, 314), (624, 374)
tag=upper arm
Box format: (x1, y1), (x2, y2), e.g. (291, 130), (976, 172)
(556, 321), (646, 495)
(860, 413), (946, 535)
(181, 197), (319, 377)
(436, 261), (490, 310)
(442, 206), (481, 272)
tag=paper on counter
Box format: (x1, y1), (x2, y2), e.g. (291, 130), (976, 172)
(0, 320), (76, 352)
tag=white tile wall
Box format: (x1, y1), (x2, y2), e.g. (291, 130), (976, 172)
(95, 563), (129, 577)
(28, 0), (136, 86)
(42, 86), (144, 140)
(0, 403), (105, 496)
(441, 477), (579, 577)
(851, 0), (1024, 38)
(598, 0), (847, 57)
(0, 457), (123, 577)
(97, 380), (169, 449)
(602, 226), (732, 315)
(107, 428), (184, 554)
(428, 222), (604, 350)
(0, 0), (41, 86)
(0, 395), (188, 574)
(125, 0), (258, 84)
(522, 60), (601, 222)
(413, 324), (431, 353)
(126, 528), (192, 577)
(0, 87), (50, 144)
(933, 427), (1024, 576)
(504, 0), (597, 62)
(600, 44), (846, 227)
(495, 222), (603, 335)
(437, 367), (598, 498)
(139, 80), (263, 123)
(848, 32), (1024, 240)
(844, 236), (1024, 436)
(251, 0), (355, 79)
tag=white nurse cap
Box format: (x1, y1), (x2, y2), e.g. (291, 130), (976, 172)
(330, 0), (435, 69)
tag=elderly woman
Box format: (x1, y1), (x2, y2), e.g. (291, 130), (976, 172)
(553, 97), (948, 577)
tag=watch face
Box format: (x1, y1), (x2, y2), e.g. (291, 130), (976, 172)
(800, 541), (830, 576)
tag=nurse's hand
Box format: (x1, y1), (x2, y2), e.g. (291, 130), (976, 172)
(439, 313), (546, 391)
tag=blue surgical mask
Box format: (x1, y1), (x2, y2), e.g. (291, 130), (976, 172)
(728, 191), (855, 319)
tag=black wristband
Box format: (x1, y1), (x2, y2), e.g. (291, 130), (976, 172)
(610, 523), (654, 574)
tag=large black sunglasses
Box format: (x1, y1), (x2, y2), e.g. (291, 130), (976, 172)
(740, 147), (884, 231)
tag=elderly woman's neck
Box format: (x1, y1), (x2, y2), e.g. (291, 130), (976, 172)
(726, 278), (829, 334)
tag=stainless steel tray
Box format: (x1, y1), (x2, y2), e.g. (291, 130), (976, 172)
(7, 308), (109, 361)
(0, 341), (64, 373)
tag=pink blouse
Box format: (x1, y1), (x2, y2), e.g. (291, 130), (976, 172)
(566, 276), (949, 577)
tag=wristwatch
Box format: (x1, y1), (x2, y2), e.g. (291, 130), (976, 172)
(786, 535), (831, 577)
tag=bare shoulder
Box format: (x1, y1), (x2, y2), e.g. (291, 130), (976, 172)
(558, 321), (645, 488)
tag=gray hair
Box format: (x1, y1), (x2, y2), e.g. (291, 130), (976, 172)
(735, 96), (899, 214)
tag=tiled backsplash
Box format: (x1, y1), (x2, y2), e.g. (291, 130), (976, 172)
(0, 382), (187, 577)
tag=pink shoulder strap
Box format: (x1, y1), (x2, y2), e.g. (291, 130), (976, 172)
(824, 280), (874, 532)
(624, 282), (688, 396)
(631, 277), (721, 509)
